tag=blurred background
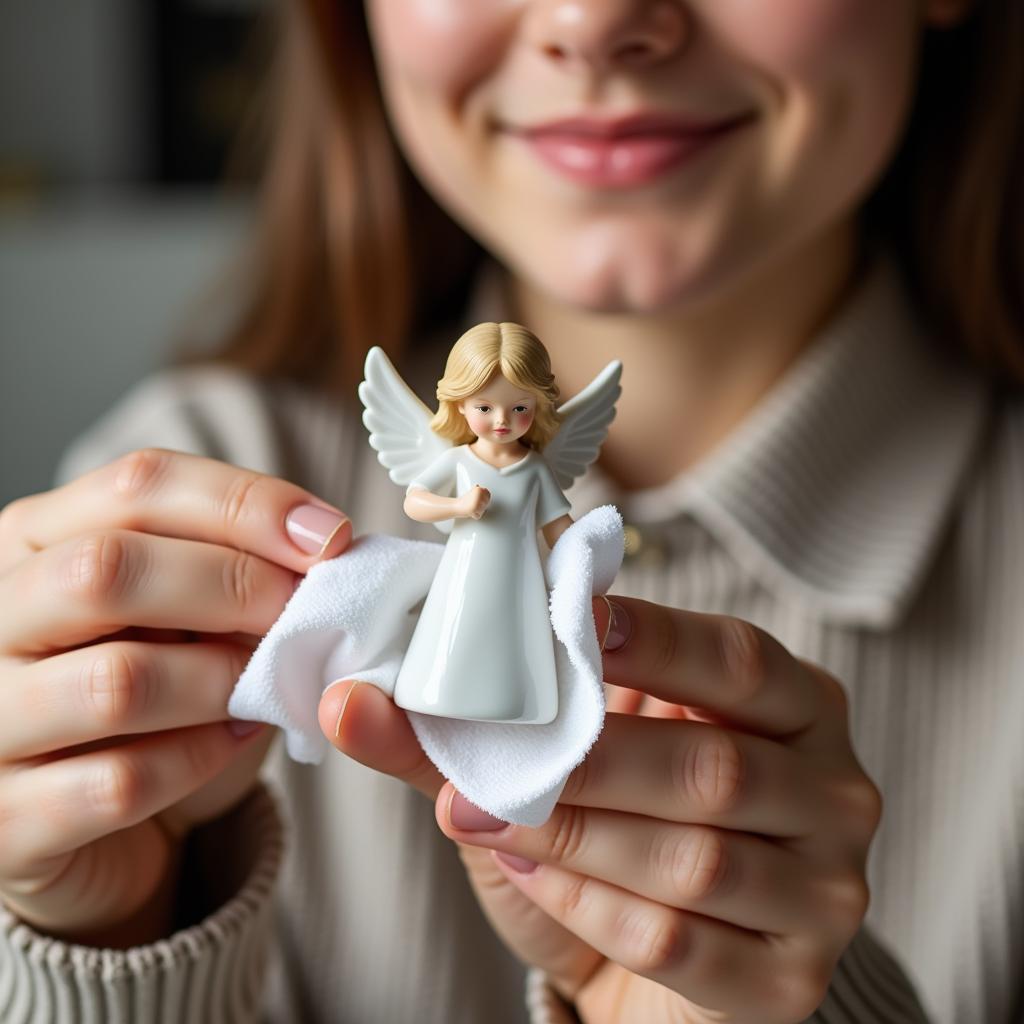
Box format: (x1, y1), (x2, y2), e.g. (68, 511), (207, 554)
(1, 0), (266, 505)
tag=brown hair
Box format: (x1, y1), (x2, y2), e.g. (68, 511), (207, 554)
(176, 0), (481, 391)
(863, 1), (1024, 384)
(176, 0), (1024, 391)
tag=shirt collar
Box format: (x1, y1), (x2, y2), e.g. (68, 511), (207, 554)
(460, 251), (992, 629)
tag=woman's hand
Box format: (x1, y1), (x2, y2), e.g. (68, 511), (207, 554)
(0, 448), (351, 947)
(321, 595), (881, 1024)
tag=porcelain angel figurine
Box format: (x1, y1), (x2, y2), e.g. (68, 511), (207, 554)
(359, 322), (621, 725)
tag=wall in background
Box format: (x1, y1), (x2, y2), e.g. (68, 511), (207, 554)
(0, 198), (248, 505)
(1, 0), (264, 504)
(0, 0), (148, 187)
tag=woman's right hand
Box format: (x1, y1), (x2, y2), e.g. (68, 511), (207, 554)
(0, 448), (351, 947)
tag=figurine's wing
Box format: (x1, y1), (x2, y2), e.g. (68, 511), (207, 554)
(543, 360), (623, 491)
(358, 347), (453, 533)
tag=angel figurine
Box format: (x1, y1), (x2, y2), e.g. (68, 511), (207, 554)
(359, 322), (621, 725)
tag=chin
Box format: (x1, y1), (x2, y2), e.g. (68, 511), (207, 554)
(507, 222), (723, 314)
(532, 256), (714, 315)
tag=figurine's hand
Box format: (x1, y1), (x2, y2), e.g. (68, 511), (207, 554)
(457, 485), (491, 519)
(431, 596), (882, 1024)
(0, 448), (351, 946)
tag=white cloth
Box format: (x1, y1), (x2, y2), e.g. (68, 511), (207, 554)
(229, 506), (624, 826)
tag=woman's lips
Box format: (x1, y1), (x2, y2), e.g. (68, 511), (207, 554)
(511, 114), (753, 189)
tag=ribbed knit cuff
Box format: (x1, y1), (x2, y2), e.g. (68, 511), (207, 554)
(526, 967), (583, 1024)
(524, 924), (930, 1024)
(807, 924), (931, 1022)
(0, 783), (283, 1024)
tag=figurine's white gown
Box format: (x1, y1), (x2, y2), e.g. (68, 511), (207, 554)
(394, 444), (571, 724)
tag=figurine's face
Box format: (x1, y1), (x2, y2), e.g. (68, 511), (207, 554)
(458, 371), (536, 445)
(364, 0), (960, 312)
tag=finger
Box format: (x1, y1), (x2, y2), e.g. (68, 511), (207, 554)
(90, 626), (261, 650)
(0, 720), (266, 875)
(638, 695), (691, 719)
(318, 680), (446, 801)
(0, 530), (298, 655)
(603, 683), (643, 715)
(441, 787), (834, 936)
(488, 853), (798, 1020)
(596, 596), (827, 739)
(0, 447), (351, 575)
(558, 713), (825, 837)
(0, 640), (252, 760)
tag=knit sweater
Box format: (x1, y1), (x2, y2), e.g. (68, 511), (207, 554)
(2, 251), (1021, 1023)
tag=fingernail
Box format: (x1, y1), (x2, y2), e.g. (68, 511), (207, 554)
(285, 504), (348, 557)
(494, 851), (538, 875)
(448, 790), (506, 832)
(603, 599), (631, 653)
(334, 681), (362, 739)
(227, 720), (264, 739)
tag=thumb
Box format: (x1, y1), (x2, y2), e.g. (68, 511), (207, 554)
(318, 681), (446, 800)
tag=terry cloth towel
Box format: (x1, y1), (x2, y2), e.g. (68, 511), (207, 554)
(229, 505), (624, 827)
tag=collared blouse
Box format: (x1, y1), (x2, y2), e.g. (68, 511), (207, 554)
(3, 249), (1020, 1024)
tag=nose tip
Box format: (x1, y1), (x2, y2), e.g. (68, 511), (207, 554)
(531, 0), (689, 72)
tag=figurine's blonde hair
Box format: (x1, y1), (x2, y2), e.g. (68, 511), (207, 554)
(430, 322), (563, 448)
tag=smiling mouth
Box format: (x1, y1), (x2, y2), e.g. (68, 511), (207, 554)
(505, 111), (755, 189)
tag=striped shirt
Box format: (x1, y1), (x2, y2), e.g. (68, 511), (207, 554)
(2, 249), (1020, 1023)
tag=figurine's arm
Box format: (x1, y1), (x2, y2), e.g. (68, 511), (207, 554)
(405, 485), (490, 523)
(541, 513), (573, 549)
(536, 459), (574, 548)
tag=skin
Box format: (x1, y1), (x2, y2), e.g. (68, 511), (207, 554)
(404, 370), (574, 547)
(320, 1), (975, 1021)
(364, 0), (966, 488)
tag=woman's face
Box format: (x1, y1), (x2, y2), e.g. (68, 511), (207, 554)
(364, 1), (942, 313)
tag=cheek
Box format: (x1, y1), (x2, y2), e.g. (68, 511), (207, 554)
(514, 410), (534, 431)
(712, 0), (918, 202)
(464, 409), (488, 434)
(366, 0), (516, 94)
(713, 0), (896, 74)
(712, 0), (918, 157)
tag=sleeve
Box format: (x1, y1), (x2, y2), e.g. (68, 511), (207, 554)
(526, 968), (582, 1023)
(406, 447), (458, 497)
(0, 782), (284, 1024)
(802, 925), (930, 1022)
(524, 926), (931, 1023)
(535, 459), (572, 528)
(51, 365), (289, 486)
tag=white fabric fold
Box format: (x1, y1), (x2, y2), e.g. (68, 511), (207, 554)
(229, 506), (624, 826)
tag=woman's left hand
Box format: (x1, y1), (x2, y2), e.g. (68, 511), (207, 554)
(319, 595), (882, 1024)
